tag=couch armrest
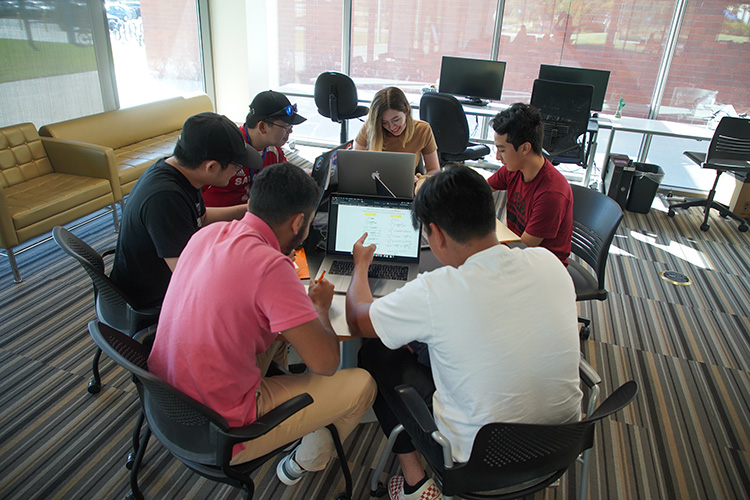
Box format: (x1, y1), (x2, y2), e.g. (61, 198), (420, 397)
(0, 186), (20, 249)
(41, 137), (123, 202)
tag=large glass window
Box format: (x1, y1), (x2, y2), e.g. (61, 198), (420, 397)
(498, 0), (675, 116)
(107, 0), (204, 108)
(349, 0), (497, 93)
(0, 1), (106, 127)
(277, 0), (343, 88)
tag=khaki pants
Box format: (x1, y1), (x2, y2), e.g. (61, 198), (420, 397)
(230, 341), (376, 471)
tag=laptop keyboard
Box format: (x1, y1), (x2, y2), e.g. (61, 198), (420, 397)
(329, 260), (409, 281)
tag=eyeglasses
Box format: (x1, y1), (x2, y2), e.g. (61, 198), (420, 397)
(269, 103), (298, 117)
(264, 120), (294, 133)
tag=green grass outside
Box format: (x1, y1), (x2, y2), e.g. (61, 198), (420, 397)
(0, 38), (97, 84)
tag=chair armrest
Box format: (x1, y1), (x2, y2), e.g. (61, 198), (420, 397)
(41, 137), (122, 201)
(579, 357), (601, 389)
(0, 187), (19, 248)
(101, 247), (116, 258)
(225, 393), (314, 443)
(395, 385), (438, 435)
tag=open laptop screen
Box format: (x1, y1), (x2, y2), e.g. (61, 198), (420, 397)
(327, 194), (420, 261)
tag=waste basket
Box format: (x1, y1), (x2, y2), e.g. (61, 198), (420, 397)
(625, 162), (664, 214)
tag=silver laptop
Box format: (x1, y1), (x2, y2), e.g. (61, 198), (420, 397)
(336, 150), (416, 199)
(316, 193), (422, 297)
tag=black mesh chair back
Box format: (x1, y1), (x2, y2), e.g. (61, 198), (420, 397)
(53, 226), (159, 393)
(88, 320), (338, 500)
(314, 71), (369, 144)
(531, 79), (593, 166)
(397, 381), (637, 500)
(567, 185), (623, 339)
(419, 93), (490, 163)
(668, 117), (750, 232)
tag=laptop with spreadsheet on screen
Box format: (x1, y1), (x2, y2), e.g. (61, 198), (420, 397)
(315, 193), (422, 297)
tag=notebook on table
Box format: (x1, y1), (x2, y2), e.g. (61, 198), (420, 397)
(336, 150), (416, 199)
(315, 193), (422, 297)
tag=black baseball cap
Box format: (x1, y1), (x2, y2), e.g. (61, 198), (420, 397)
(176, 112), (262, 170)
(246, 90), (307, 128)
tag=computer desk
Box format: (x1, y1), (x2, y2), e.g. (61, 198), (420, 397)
(586, 114), (715, 187)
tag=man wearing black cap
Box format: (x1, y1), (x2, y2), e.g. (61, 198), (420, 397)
(203, 90), (307, 207)
(110, 112), (262, 308)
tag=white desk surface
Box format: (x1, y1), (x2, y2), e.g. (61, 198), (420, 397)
(597, 114), (715, 141)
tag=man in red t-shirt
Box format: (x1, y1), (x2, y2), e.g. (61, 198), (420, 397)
(486, 103), (573, 265)
(203, 90), (307, 207)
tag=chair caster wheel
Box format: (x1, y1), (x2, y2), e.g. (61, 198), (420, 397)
(580, 325), (591, 340)
(335, 493), (350, 500)
(126, 452), (135, 470)
(739, 223), (748, 232)
(667, 209), (675, 217)
(700, 223), (710, 232)
(87, 379), (101, 394)
(371, 482), (388, 498)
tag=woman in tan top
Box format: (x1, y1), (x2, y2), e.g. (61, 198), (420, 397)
(354, 87), (440, 175)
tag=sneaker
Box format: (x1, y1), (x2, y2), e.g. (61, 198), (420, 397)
(388, 475), (443, 500)
(276, 446), (307, 486)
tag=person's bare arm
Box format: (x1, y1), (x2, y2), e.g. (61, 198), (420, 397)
(353, 140), (367, 151)
(202, 204), (247, 225)
(282, 278), (340, 375)
(345, 233), (379, 338)
(422, 150), (440, 174)
(520, 232), (544, 247)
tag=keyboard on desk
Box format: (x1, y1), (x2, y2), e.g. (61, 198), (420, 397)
(329, 260), (409, 281)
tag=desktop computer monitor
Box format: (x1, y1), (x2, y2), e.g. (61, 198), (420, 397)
(538, 64), (610, 112)
(438, 56), (506, 106)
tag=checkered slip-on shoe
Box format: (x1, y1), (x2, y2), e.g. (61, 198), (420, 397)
(387, 475), (443, 500)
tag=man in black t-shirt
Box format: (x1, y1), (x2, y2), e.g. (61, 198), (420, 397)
(110, 112), (262, 308)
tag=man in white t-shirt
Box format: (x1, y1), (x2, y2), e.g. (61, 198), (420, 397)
(346, 164), (583, 500)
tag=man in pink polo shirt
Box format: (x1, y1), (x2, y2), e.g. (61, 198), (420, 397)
(148, 162), (376, 486)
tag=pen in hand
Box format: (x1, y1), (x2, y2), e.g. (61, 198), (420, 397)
(317, 270), (326, 283)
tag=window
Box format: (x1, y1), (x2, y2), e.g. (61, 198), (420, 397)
(107, 0), (204, 108)
(0, 1), (106, 127)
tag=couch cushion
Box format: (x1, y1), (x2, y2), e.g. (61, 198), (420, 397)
(0, 123), (54, 188)
(5, 173), (112, 229)
(39, 94), (213, 150)
(115, 130), (181, 185)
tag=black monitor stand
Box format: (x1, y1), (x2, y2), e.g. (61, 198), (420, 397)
(459, 97), (489, 107)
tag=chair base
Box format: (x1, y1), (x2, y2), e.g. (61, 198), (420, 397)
(668, 198), (749, 232)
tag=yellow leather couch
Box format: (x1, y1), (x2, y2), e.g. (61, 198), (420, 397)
(1, 123), (120, 282)
(39, 94), (214, 198)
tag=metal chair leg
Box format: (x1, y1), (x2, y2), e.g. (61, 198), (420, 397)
(7, 249), (22, 283)
(327, 424), (353, 500)
(88, 347), (103, 394)
(370, 424), (404, 497)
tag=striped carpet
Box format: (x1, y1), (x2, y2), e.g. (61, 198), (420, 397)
(1, 196), (749, 500)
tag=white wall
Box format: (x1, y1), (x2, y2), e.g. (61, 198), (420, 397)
(209, 0), (279, 123)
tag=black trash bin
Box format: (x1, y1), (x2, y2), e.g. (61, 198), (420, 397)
(626, 162), (665, 214)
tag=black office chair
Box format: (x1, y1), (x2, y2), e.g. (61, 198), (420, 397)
(53, 226), (159, 393)
(88, 321), (354, 500)
(314, 71), (369, 144)
(567, 185), (623, 340)
(667, 116), (750, 232)
(531, 79), (594, 167)
(369, 359), (637, 500)
(419, 92), (490, 164)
